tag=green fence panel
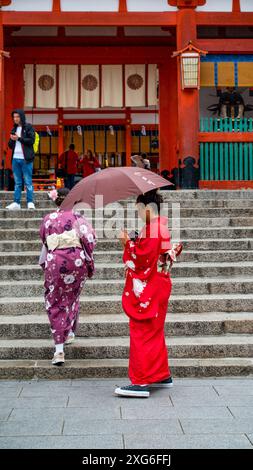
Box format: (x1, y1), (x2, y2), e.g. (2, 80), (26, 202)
(200, 143), (205, 180)
(229, 143), (234, 180)
(244, 143), (249, 180)
(214, 143), (219, 180)
(224, 143), (229, 180)
(204, 143), (209, 179)
(209, 143), (214, 180)
(234, 143), (239, 181)
(199, 118), (253, 180)
(239, 143), (244, 180)
(219, 143), (224, 180)
(249, 143), (253, 180)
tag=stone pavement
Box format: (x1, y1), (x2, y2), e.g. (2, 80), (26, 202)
(0, 377), (252, 449)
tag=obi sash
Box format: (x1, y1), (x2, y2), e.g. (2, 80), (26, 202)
(46, 229), (82, 251)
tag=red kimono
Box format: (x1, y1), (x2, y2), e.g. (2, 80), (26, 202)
(122, 216), (172, 385)
(82, 155), (100, 177)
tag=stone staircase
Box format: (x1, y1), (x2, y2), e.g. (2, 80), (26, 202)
(0, 189), (253, 379)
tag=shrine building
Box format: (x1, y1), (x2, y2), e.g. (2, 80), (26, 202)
(1, 0), (253, 189)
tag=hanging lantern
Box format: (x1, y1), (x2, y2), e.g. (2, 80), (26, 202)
(172, 41), (208, 90)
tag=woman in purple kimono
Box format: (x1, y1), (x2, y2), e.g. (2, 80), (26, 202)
(39, 188), (96, 366)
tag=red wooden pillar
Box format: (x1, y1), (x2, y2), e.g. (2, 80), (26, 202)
(0, 16), (4, 166)
(159, 58), (178, 174)
(176, 8), (199, 172)
(58, 108), (64, 158)
(125, 108), (132, 166)
(4, 59), (14, 169)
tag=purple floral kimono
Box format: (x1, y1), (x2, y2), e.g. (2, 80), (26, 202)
(39, 209), (96, 345)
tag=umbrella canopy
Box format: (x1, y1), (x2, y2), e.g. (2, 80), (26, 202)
(60, 167), (173, 210)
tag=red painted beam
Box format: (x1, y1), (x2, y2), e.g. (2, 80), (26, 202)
(63, 119), (126, 125)
(199, 133), (253, 143)
(199, 181), (253, 189)
(1, 11), (177, 27)
(197, 12), (253, 26)
(5, 36), (175, 48)
(7, 46), (171, 63)
(198, 39), (253, 53)
(3, 10), (253, 27)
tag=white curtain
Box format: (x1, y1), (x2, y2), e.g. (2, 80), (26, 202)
(81, 65), (100, 109)
(36, 65), (56, 109)
(125, 64), (146, 107)
(59, 65), (78, 108)
(102, 65), (123, 107)
(24, 64), (34, 108)
(148, 64), (158, 106)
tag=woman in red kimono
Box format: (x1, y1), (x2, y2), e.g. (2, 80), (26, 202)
(81, 150), (101, 178)
(115, 189), (175, 398)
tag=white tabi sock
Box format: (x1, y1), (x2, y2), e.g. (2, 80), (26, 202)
(55, 343), (64, 354)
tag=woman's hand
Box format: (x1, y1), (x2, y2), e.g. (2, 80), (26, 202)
(119, 229), (129, 248)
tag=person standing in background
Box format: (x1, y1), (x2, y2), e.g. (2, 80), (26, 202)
(6, 109), (35, 210)
(58, 143), (79, 190)
(80, 149), (101, 178)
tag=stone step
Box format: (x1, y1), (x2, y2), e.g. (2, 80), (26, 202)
(1, 293), (253, 315)
(1, 262), (253, 281)
(0, 276), (253, 298)
(1, 238), (252, 252)
(2, 189), (253, 200)
(2, 216), (253, 230)
(0, 335), (252, 360)
(1, 227), (253, 240)
(3, 199), (253, 210)
(0, 313), (252, 339)
(1, 250), (253, 266)
(2, 207), (253, 219)
(0, 357), (252, 379)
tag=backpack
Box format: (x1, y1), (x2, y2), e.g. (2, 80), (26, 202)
(33, 132), (40, 154)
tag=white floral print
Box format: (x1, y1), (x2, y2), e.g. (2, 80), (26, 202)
(75, 259), (83, 267)
(133, 278), (147, 297)
(87, 233), (94, 243)
(126, 260), (135, 270)
(45, 220), (51, 229)
(140, 301), (150, 309)
(80, 251), (85, 260)
(49, 212), (58, 220)
(63, 274), (75, 285)
(80, 224), (88, 234)
(47, 253), (54, 262)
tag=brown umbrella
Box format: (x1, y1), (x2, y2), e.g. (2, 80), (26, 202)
(61, 167), (173, 210)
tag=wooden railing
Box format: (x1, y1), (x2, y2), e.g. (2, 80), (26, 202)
(199, 118), (253, 181)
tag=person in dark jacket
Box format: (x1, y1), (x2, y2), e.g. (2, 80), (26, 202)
(6, 109), (36, 210)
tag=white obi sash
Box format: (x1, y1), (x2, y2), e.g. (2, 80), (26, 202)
(46, 229), (82, 251)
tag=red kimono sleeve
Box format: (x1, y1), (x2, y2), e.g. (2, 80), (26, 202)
(123, 237), (161, 281)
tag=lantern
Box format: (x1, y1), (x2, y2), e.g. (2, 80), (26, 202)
(172, 41), (207, 90)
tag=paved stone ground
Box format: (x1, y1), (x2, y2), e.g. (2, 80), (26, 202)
(0, 377), (252, 449)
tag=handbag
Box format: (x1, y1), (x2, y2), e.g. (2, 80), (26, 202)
(56, 168), (66, 178)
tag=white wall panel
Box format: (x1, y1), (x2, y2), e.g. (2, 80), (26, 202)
(61, 0), (118, 11)
(196, 0), (232, 12)
(2, 0), (53, 11)
(240, 0), (253, 12)
(127, 0), (177, 11)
